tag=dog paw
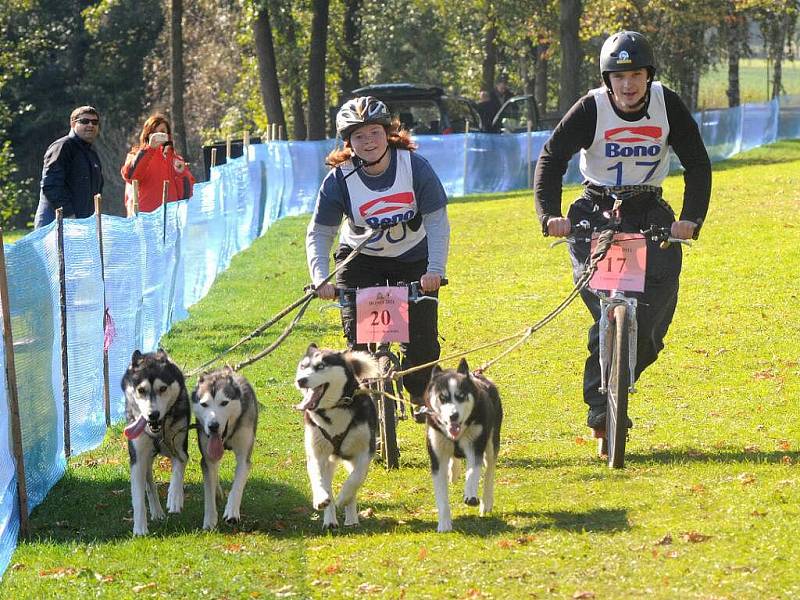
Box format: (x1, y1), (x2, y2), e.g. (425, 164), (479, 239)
(313, 497), (331, 511)
(343, 518), (359, 527)
(150, 505), (166, 520)
(437, 520), (453, 533)
(167, 493), (184, 514)
(203, 519), (218, 531)
(464, 496), (479, 507)
(322, 521), (339, 531)
(479, 501), (493, 516)
(132, 522), (149, 536)
(223, 509), (240, 525)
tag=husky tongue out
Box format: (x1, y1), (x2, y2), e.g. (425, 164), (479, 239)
(448, 423), (462, 440)
(295, 384), (328, 411)
(124, 416), (147, 440)
(207, 434), (224, 461)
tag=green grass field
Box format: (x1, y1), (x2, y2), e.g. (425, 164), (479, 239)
(2, 141), (800, 598)
(699, 58), (800, 108)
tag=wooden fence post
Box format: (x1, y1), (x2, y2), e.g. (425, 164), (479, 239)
(0, 227), (30, 538)
(162, 180), (169, 244)
(55, 209), (70, 459)
(94, 194), (111, 427)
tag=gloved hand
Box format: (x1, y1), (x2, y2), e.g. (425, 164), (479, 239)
(149, 132), (169, 148)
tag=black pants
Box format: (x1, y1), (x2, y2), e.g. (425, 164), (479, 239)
(566, 192), (682, 409)
(334, 246), (439, 398)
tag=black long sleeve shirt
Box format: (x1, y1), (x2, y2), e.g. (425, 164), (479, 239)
(534, 85), (711, 231)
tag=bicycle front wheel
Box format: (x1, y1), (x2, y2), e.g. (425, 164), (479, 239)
(376, 355), (400, 470)
(606, 303), (630, 469)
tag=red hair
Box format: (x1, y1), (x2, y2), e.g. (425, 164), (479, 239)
(325, 120), (417, 168)
(132, 114), (172, 152)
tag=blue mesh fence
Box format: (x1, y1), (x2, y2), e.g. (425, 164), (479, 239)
(0, 95), (797, 578)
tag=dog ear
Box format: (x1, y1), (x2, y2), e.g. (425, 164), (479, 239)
(457, 358), (470, 376)
(430, 364), (442, 378)
(305, 343), (318, 357)
(131, 350), (143, 365)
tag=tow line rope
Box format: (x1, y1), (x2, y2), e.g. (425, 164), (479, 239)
(381, 229), (616, 382)
(187, 233), (375, 377)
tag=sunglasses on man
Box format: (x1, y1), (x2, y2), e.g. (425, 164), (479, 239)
(74, 117), (100, 125)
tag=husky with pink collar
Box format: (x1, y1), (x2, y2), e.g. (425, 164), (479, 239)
(122, 350), (190, 536)
(424, 358), (503, 533)
(191, 367), (258, 530)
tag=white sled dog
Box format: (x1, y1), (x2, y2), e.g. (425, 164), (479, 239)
(191, 367), (258, 530)
(294, 343), (380, 529)
(424, 358), (503, 532)
(122, 350), (190, 536)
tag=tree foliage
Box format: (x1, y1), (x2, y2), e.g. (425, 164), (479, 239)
(1, 1), (798, 223)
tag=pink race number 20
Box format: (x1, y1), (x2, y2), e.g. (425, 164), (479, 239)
(355, 286), (410, 344)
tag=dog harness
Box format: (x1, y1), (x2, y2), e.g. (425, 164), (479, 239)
(307, 389), (372, 458)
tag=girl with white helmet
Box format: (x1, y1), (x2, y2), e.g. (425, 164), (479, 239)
(306, 96), (450, 408)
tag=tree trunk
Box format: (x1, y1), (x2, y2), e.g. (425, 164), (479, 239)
(725, 6), (743, 107)
(307, 0), (329, 140)
(558, 0), (582, 114)
(253, 5), (286, 130)
(480, 0), (497, 94)
(170, 0), (188, 158)
(270, 0), (307, 140)
(338, 0), (362, 107)
(534, 43), (549, 115)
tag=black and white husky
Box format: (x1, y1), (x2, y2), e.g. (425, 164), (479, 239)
(295, 344), (380, 529)
(191, 367), (258, 530)
(424, 358), (503, 533)
(122, 350), (190, 536)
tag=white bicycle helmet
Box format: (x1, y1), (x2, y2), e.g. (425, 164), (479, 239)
(336, 96), (392, 140)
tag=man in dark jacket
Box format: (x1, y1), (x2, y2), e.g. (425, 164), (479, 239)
(34, 105), (104, 228)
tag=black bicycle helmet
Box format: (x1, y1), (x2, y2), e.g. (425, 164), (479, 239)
(336, 96), (392, 140)
(599, 31), (656, 88)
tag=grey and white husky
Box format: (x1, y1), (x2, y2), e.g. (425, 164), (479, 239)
(294, 344), (380, 529)
(424, 358), (503, 532)
(191, 367), (258, 530)
(122, 350), (190, 536)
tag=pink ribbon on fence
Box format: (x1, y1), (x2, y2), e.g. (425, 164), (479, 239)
(103, 308), (116, 352)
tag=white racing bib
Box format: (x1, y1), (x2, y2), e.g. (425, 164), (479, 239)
(339, 149), (425, 257)
(580, 82), (671, 187)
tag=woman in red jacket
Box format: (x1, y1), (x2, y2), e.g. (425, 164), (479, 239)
(121, 114), (195, 214)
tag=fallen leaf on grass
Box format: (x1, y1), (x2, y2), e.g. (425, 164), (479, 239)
(10, 563), (25, 571)
(573, 592), (595, 599)
(750, 510), (767, 517)
(290, 506), (311, 515)
(357, 582), (384, 593)
(690, 484), (706, 494)
(777, 440), (791, 451)
(323, 562), (340, 575)
(222, 543), (246, 554)
(39, 567), (78, 578)
(682, 531), (711, 543)
(738, 473), (756, 485)
(744, 445), (760, 453)
(654, 534), (673, 546)
(358, 507), (374, 519)
(157, 457), (172, 471)
(753, 369), (778, 380)
(462, 589), (484, 599)
(516, 534), (536, 545)
(497, 539), (513, 549)
(272, 584), (296, 597)
(132, 582), (157, 593)
(782, 456), (793, 465)
(418, 547), (428, 560)
(575, 437), (588, 446)
(94, 572), (114, 583)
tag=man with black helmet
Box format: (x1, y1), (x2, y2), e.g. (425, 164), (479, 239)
(306, 96), (450, 408)
(534, 31), (711, 434)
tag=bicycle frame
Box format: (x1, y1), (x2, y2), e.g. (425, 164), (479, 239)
(596, 290), (638, 395)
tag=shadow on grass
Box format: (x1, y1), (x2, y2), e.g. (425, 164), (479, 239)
(625, 447), (800, 466)
(365, 507), (630, 536)
(25, 474), (320, 543)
